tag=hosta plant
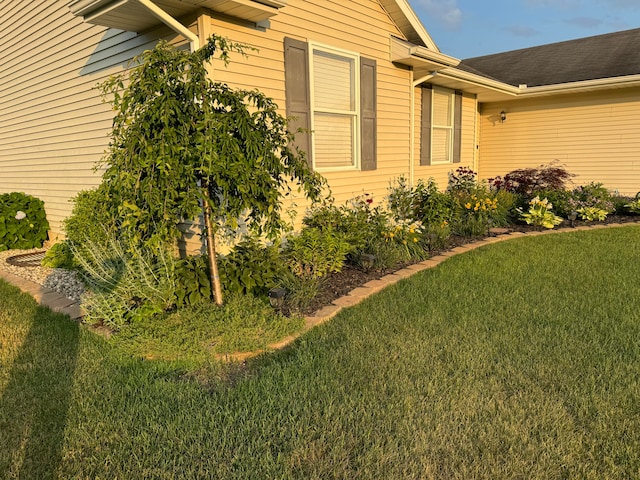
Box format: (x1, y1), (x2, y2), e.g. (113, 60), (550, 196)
(576, 206), (608, 222)
(625, 194), (640, 214)
(518, 196), (563, 229)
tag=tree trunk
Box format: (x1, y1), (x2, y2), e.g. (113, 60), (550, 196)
(202, 184), (223, 305)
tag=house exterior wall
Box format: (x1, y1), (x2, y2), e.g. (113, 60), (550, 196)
(478, 87), (640, 196)
(205, 0), (414, 210)
(0, 0), (187, 238)
(412, 86), (478, 189)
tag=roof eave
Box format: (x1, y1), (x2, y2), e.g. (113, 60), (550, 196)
(425, 67), (640, 102)
(391, 37), (459, 72)
(516, 75), (640, 97)
(379, 0), (439, 50)
(68, 0), (286, 31)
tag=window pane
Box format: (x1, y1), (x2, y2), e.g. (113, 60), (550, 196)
(433, 88), (452, 126)
(432, 127), (451, 164)
(313, 50), (355, 111)
(314, 112), (354, 168)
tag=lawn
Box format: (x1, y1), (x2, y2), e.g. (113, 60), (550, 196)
(1, 226), (640, 479)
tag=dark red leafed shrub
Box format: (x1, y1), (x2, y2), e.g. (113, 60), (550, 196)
(489, 162), (575, 196)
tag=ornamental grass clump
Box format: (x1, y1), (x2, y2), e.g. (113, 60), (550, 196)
(518, 196), (563, 229)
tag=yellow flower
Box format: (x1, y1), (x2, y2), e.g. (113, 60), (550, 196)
(465, 202), (472, 209)
(389, 232), (394, 238)
(413, 237), (418, 242)
(402, 240), (407, 245)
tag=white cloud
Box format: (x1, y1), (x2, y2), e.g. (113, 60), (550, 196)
(417, 0), (463, 29)
(503, 25), (540, 37)
(598, 0), (640, 7)
(564, 16), (603, 28)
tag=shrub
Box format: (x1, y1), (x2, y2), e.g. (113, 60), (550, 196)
(0, 192), (49, 251)
(303, 194), (390, 264)
(174, 255), (212, 307)
(568, 182), (615, 221)
(279, 227), (351, 312)
(388, 176), (454, 225)
(387, 176), (415, 221)
(447, 166), (480, 194)
(64, 186), (119, 247)
(283, 227), (351, 279)
(535, 188), (573, 218)
(218, 237), (285, 296)
(42, 241), (75, 269)
(72, 236), (179, 330)
(490, 162), (575, 196)
(277, 271), (324, 313)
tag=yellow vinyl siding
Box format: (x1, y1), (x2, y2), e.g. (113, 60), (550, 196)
(207, 0), (412, 212)
(478, 87), (640, 196)
(1, 0), (420, 243)
(0, 0), (187, 238)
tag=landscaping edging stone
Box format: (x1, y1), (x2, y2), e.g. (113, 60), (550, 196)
(2, 220), (639, 363)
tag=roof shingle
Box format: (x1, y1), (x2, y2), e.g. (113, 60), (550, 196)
(460, 28), (640, 87)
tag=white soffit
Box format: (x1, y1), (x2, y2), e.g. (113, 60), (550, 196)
(69, 0), (286, 31)
(380, 0), (439, 50)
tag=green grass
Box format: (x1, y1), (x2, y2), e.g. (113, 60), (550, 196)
(1, 226), (640, 479)
(109, 293), (304, 364)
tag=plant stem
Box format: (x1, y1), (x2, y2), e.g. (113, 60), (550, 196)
(202, 183), (223, 306)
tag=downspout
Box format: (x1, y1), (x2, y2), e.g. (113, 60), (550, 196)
(137, 0), (200, 51)
(409, 73), (436, 186)
(473, 95), (478, 173)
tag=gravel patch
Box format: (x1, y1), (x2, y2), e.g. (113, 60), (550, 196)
(0, 248), (85, 302)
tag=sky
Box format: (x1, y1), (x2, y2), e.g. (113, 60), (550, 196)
(410, 0), (640, 59)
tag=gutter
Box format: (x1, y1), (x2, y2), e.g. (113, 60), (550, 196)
(436, 67), (640, 99)
(514, 74), (640, 97)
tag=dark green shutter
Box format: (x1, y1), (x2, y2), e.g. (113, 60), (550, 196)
(360, 57), (377, 171)
(284, 37), (312, 167)
(420, 85), (432, 166)
(452, 91), (463, 163)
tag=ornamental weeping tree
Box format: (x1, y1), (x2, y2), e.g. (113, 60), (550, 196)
(98, 36), (324, 305)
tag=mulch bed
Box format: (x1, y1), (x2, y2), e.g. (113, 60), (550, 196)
(302, 215), (640, 315)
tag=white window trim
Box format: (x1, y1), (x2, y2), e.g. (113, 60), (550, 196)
(308, 41), (361, 172)
(431, 86), (454, 165)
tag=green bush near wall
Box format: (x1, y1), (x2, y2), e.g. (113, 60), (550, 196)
(0, 192), (49, 251)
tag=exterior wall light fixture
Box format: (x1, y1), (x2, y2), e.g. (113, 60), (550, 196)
(500, 111), (507, 123)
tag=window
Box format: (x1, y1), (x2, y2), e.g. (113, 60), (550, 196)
(420, 85), (462, 166)
(431, 87), (454, 164)
(284, 37), (377, 172)
(310, 46), (358, 170)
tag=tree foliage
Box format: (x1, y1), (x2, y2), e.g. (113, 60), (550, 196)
(98, 36), (325, 249)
